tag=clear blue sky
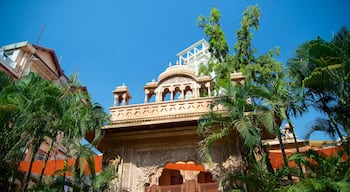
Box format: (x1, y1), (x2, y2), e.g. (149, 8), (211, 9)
(1, 0), (349, 140)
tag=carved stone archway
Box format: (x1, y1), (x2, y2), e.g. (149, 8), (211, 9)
(145, 161), (218, 192)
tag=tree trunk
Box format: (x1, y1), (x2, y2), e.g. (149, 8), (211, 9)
(39, 139), (55, 182)
(276, 128), (293, 184)
(286, 115), (305, 179)
(61, 155), (69, 192)
(23, 149), (36, 192)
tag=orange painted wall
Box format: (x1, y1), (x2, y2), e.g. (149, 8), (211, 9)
(269, 146), (348, 169)
(19, 155), (102, 176)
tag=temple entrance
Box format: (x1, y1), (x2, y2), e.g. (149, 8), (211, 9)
(145, 162), (218, 192)
(159, 169), (183, 186)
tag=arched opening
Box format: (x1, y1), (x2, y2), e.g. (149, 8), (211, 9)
(117, 95), (123, 106)
(197, 172), (214, 183)
(149, 94), (156, 102)
(199, 84), (208, 97)
(159, 169), (183, 186)
(162, 88), (171, 101)
(145, 162), (219, 192)
(145, 90), (156, 103)
(184, 86), (193, 99)
(173, 87), (182, 100)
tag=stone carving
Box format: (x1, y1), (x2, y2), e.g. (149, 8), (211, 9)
(136, 148), (199, 168)
(160, 76), (195, 85)
(109, 98), (215, 124)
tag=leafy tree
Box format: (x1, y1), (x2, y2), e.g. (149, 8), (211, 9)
(1, 73), (64, 191)
(198, 12), (349, 189)
(0, 71), (23, 191)
(224, 151), (297, 192)
(55, 75), (107, 191)
(283, 150), (350, 192)
(0, 71), (109, 191)
(197, 5), (300, 189)
(198, 81), (257, 163)
(287, 26), (350, 151)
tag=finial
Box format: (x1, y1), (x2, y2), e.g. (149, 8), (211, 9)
(122, 82), (126, 86)
(152, 79), (155, 82)
(284, 123), (291, 129)
(168, 61), (172, 67)
(176, 60), (179, 65)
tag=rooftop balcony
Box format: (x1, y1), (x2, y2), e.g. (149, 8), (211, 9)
(106, 97), (215, 129)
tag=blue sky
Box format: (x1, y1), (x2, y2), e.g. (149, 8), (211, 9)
(1, 0), (349, 140)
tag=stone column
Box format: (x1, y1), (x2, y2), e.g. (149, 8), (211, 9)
(122, 93), (127, 105)
(144, 89), (149, 103)
(180, 85), (185, 100)
(155, 88), (161, 102)
(113, 93), (118, 106)
(206, 82), (211, 97)
(169, 86), (174, 101)
(193, 83), (200, 99)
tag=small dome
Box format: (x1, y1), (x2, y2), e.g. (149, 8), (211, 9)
(158, 65), (196, 83)
(144, 80), (158, 89)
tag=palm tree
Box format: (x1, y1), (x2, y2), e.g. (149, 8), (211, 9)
(198, 80), (258, 161)
(198, 80), (263, 191)
(4, 73), (64, 191)
(257, 74), (307, 179)
(284, 150), (350, 192)
(0, 71), (13, 92)
(57, 76), (107, 191)
(0, 71), (23, 191)
(287, 26), (350, 146)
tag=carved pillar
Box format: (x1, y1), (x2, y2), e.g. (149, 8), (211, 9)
(206, 82), (211, 97)
(180, 85), (185, 100)
(122, 93), (128, 105)
(113, 93), (118, 106)
(155, 88), (161, 102)
(169, 86), (175, 101)
(193, 83), (200, 99)
(144, 89), (149, 103)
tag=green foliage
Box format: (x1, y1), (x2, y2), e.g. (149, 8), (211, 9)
(283, 150), (350, 192)
(233, 5), (261, 70)
(197, 4), (307, 190)
(198, 8), (229, 62)
(223, 152), (298, 192)
(198, 81), (259, 163)
(0, 72), (110, 191)
(287, 26), (350, 143)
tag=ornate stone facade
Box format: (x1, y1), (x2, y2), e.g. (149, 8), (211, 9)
(99, 40), (245, 192)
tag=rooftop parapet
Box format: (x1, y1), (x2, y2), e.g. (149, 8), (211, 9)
(176, 39), (210, 74)
(107, 97), (215, 128)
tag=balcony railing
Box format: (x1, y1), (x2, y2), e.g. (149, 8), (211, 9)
(108, 97), (216, 127)
(0, 48), (16, 69)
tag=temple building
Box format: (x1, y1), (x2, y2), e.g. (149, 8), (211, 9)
(99, 40), (246, 192)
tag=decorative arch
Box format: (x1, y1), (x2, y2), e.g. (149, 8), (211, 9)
(184, 85), (193, 99)
(173, 86), (182, 100)
(164, 161), (205, 172)
(159, 169), (183, 186)
(144, 161), (218, 192)
(157, 65), (197, 85)
(162, 87), (171, 101)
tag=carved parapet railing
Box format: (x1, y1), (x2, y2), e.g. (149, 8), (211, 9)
(106, 97), (216, 128)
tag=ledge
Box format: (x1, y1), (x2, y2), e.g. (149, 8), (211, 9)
(106, 97), (216, 129)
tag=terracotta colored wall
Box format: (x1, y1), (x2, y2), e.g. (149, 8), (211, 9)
(19, 155), (102, 176)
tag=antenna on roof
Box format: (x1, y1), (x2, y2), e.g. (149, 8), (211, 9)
(35, 24), (46, 44)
